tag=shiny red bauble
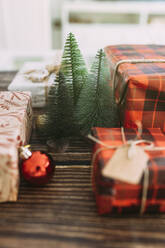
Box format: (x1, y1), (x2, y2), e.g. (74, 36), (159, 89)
(21, 151), (54, 185)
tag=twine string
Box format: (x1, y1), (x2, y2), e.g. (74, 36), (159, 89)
(140, 167), (149, 215)
(23, 64), (60, 103)
(88, 128), (165, 214)
(112, 59), (165, 91)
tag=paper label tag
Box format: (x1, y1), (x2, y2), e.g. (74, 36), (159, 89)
(102, 145), (149, 184)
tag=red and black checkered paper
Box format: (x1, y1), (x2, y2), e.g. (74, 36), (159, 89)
(105, 45), (165, 132)
(92, 127), (165, 214)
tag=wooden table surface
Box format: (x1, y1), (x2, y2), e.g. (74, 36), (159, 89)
(0, 72), (165, 248)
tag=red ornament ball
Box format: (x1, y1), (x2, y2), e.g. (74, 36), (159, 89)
(21, 151), (54, 185)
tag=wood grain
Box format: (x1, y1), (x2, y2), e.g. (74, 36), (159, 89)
(0, 72), (165, 248)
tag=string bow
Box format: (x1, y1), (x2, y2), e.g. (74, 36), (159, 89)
(88, 127), (165, 214)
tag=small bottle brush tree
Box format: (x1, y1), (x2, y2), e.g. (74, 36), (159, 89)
(61, 32), (88, 105)
(41, 33), (88, 149)
(75, 49), (119, 135)
(43, 71), (75, 149)
(37, 33), (119, 148)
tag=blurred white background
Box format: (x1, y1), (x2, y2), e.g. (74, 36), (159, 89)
(0, 0), (165, 70)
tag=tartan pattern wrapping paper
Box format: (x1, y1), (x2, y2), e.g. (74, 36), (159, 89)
(91, 127), (165, 214)
(104, 45), (165, 132)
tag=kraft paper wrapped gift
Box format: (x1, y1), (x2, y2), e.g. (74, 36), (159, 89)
(0, 91), (33, 202)
(104, 45), (165, 132)
(8, 51), (62, 107)
(91, 127), (165, 215)
(0, 91), (33, 144)
(0, 136), (19, 202)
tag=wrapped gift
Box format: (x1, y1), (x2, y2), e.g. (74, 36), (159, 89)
(104, 45), (165, 132)
(91, 127), (165, 214)
(0, 137), (19, 202)
(0, 91), (32, 112)
(0, 91), (33, 144)
(8, 51), (62, 107)
(0, 91), (33, 202)
(0, 112), (29, 146)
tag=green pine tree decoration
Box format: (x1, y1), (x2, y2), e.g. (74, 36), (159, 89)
(61, 32), (88, 105)
(43, 71), (75, 148)
(75, 49), (119, 135)
(38, 32), (88, 148)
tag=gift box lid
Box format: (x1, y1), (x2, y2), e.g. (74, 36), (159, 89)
(104, 45), (165, 131)
(105, 44), (165, 78)
(104, 44), (165, 101)
(0, 91), (31, 111)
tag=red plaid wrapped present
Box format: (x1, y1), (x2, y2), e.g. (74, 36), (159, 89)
(91, 127), (165, 214)
(104, 45), (165, 132)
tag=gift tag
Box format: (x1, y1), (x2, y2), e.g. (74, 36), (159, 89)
(102, 144), (149, 184)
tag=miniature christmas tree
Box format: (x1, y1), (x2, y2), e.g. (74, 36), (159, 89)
(37, 34), (119, 147)
(39, 33), (88, 148)
(61, 32), (88, 105)
(43, 71), (75, 148)
(75, 49), (119, 135)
